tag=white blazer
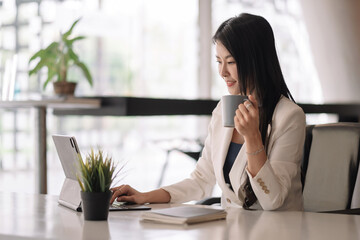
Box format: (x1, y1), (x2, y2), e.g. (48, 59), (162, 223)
(162, 96), (306, 211)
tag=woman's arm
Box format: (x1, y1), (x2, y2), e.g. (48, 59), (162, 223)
(111, 103), (221, 205)
(235, 95), (306, 210)
(234, 94), (267, 177)
(110, 185), (171, 204)
(247, 108), (305, 210)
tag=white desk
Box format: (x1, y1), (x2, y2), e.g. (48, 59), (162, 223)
(0, 192), (359, 240)
(0, 97), (100, 194)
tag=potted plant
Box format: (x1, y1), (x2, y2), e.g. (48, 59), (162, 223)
(77, 149), (117, 221)
(28, 18), (93, 95)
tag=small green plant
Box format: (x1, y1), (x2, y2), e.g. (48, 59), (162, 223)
(77, 149), (117, 193)
(28, 18), (93, 90)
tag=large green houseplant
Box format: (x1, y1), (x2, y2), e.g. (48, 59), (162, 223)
(28, 18), (93, 95)
(77, 149), (117, 221)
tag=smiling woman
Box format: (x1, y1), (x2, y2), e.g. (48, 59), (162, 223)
(110, 13), (306, 211)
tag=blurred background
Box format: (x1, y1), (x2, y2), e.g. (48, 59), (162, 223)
(0, 0), (359, 196)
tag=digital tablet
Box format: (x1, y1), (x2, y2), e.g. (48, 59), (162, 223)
(52, 134), (151, 212)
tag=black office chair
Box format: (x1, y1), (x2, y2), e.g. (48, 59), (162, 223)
(302, 123), (360, 213)
(157, 138), (203, 187)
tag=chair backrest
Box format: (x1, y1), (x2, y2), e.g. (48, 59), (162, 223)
(351, 163), (360, 208)
(302, 123), (360, 212)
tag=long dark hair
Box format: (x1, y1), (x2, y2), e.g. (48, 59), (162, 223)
(213, 13), (294, 146)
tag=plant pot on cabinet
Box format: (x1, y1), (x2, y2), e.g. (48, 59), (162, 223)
(53, 82), (77, 96)
(81, 191), (112, 221)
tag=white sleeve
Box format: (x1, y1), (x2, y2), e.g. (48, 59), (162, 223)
(246, 107), (306, 210)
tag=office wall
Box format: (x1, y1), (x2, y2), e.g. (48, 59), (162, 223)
(301, 0), (360, 103)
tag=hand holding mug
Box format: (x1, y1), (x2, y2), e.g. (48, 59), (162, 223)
(234, 95), (260, 139)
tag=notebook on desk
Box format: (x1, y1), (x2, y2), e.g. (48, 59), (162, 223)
(52, 134), (151, 212)
(140, 206), (227, 225)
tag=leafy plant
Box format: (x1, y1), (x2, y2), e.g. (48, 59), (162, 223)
(28, 18), (93, 90)
(77, 149), (117, 193)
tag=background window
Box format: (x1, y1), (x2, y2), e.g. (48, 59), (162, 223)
(0, 0), (329, 195)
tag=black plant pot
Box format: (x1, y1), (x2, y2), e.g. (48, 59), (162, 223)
(81, 191), (112, 221)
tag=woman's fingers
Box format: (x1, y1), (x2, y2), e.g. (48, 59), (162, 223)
(110, 184), (123, 192)
(234, 95), (260, 136)
(248, 95), (258, 109)
(110, 185), (145, 204)
(236, 103), (251, 123)
(244, 100), (253, 110)
(110, 185), (131, 204)
(240, 104), (252, 120)
(110, 191), (120, 204)
(110, 188), (123, 204)
(117, 195), (135, 203)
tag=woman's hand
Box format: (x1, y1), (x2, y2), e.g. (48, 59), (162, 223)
(110, 185), (171, 205)
(110, 185), (147, 204)
(234, 94), (260, 140)
(235, 94), (266, 177)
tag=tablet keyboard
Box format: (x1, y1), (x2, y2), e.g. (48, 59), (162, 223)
(109, 203), (151, 211)
(110, 204), (133, 210)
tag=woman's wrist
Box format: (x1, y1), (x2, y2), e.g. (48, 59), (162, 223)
(246, 145), (264, 155)
(142, 191), (151, 204)
(245, 130), (266, 177)
(144, 188), (171, 204)
(244, 131), (263, 150)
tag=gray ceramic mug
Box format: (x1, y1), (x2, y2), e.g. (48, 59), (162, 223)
(222, 95), (248, 127)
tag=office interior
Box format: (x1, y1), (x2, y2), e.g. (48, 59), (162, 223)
(0, 0), (359, 199)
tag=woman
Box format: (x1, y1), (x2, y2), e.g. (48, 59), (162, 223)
(110, 13), (306, 211)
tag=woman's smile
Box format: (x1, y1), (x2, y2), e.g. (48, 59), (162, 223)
(225, 80), (237, 87)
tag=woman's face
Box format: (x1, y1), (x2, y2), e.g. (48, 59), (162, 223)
(215, 41), (240, 95)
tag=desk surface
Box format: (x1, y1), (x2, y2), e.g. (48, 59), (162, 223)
(0, 192), (359, 240)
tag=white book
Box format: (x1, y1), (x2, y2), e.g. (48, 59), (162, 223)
(140, 206), (227, 225)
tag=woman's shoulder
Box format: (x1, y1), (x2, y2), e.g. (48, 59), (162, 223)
(276, 95), (304, 114)
(272, 95), (305, 125)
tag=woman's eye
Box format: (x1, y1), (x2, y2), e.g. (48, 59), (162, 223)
(228, 61), (235, 64)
